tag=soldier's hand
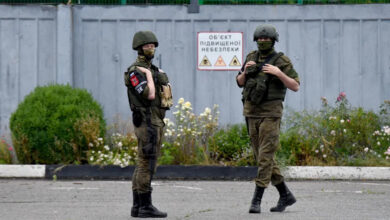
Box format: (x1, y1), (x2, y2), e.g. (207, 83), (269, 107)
(244, 61), (256, 74)
(262, 64), (282, 77)
(136, 66), (152, 75)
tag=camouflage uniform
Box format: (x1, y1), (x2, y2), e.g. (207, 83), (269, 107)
(125, 31), (172, 218)
(237, 24), (299, 214)
(241, 49), (299, 187)
(125, 55), (168, 193)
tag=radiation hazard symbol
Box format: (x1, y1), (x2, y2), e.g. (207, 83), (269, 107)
(229, 55), (241, 66)
(199, 55), (211, 66)
(214, 56), (226, 66)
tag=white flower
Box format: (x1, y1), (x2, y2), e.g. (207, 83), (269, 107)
(343, 129), (347, 133)
(373, 130), (381, 136)
(118, 142), (123, 148)
(98, 137), (103, 142)
(329, 116), (336, 120)
(178, 98), (184, 104)
(204, 107), (211, 115)
(364, 147), (369, 153)
(90, 156), (94, 161)
(315, 149), (319, 153)
(323, 154), (327, 158)
(89, 143), (93, 147)
(377, 142), (381, 146)
(383, 126), (390, 135)
(330, 130), (336, 136)
(340, 119), (345, 123)
(386, 156), (389, 160)
(384, 147), (390, 155)
(104, 145), (109, 150)
(183, 101), (192, 109)
(320, 145), (324, 149)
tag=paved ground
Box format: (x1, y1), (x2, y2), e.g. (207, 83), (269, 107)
(0, 180), (389, 220)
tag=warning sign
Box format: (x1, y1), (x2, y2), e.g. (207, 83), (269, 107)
(229, 55), (241, 66)
(214, 56), (226, 66)
(199, 55), (211, 66)
(197, 32), (243, 71)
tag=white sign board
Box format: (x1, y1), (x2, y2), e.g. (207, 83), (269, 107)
(197, 32), (243, 71)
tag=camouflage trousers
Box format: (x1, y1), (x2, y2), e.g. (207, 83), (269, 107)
(248, 117), (284, 188)
(132, 123), (163, 193)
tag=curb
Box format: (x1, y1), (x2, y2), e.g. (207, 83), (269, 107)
(0, 165), (390, 180)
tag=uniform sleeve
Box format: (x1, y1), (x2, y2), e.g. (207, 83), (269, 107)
(277, 55), (300, 84)
(236, 58), (248, 88)
(125, 68), (150, 99)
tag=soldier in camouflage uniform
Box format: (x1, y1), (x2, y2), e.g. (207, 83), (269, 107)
(236, 24), (300, 214)
(124, 31), (173, 218)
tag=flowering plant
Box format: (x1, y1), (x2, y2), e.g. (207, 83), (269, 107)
(0, 137), (13, 164)
(87, 133), (138, 168)
(160, 98), (219, 164)
(280, 92), (390, 166)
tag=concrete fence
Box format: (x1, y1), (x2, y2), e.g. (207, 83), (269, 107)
(1, 4), (390, 138)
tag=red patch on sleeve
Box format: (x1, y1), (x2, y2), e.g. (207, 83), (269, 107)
(130, 73), (139, 87)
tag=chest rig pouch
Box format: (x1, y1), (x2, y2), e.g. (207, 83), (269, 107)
(242, 52), (283, 105)
(153, 66), (173, 109)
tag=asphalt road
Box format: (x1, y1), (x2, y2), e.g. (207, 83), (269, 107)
(0, 180), (389, 220)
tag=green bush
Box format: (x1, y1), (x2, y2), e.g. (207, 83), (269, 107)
(10, 84), (106, 164)
(208, 124), (255, 166)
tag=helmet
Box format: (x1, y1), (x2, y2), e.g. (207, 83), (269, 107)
(132, 31), (159, 50)
(253, 24), (279, 42)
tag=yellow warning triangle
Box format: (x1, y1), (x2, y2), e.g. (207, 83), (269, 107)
(229, 55), (241, 66)
(199, 55), (211, 66)
(214, 55), (226, 66)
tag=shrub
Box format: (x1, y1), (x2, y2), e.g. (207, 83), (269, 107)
(208, 124), (255, 166)
(10, 84), (105, 164)
(279, 93), (390, 166)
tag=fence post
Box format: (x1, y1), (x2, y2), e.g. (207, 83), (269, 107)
(188, 0), (200, 13)
(57, 5), (73, 85)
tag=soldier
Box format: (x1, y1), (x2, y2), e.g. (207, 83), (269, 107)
(124, 31), (173, 218)
(236, 24), (300, 214)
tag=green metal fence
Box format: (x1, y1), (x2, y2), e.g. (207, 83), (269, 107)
(0, 0), (190, 4)
(200, 0), (390, 4)
(0, 0), (388, 4)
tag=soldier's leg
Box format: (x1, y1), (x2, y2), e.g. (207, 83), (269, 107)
(267, 118), (296, 212)
(131, 124), (148, 217)
(270, 118), (284, 186)
(137, 125), (167, 218)
(248, 118), (265, 214)
(255, 117), (280, 188)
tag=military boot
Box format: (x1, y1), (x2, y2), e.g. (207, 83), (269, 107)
(138, 192), (167, 218)
(131, 191), (140, 217)
(270, 182), (296, 212)
(249, 185), (265, 213)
